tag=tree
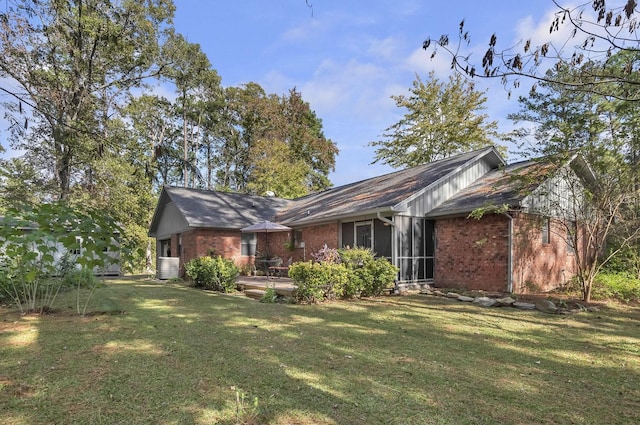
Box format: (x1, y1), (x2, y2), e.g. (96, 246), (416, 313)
(506, 60), (640, 301)
(246, 138), (310, 198)
(508, 64), (608, 161)
(369, 72), (502, 168)
(214, 84), (337, 196)
(422, 1), (640, 101)
(0, 0), (178, 199)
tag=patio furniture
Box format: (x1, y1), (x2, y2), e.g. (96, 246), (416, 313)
(268, 257), (292, 278)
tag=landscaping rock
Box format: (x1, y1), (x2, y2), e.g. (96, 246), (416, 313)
(433, 290), (446, 297)
(473, 296), (497, 307)
(446, 292), (460, 298)
(457, 295), (475, 302)
(420, 289), (434, 295)
(495, 296), (516, 307)
(535, 299), (558, 314)
(513, 302), (536, 310)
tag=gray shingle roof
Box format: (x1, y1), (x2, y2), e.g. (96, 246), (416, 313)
(148, 187), (293, 235)
(275, 147), (501, 225)
(426, 159), (553, 217)
(148, 147), (511, 233)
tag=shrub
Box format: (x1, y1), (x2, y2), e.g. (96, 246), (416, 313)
(593, 272), (640, 303)
(324, 264), (351, 299)
(339, 247), (375, 268)
(338, 247), (398, 297)
(63, 268), (100, 289)
(0, 202), (126, 314)
(311, 244), (341, 264)
(260, 287), (279, 303)
(364, 258), (398, 296)
(289, 254), (397, 302)
(184, 256), (239, 292)
(288, 261), (327, 303)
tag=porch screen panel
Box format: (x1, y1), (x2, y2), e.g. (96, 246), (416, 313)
(400, 258), (413, 281)
(397, 217), (435, 282)
(413, 219), (424, 257)
(396, 216), (412, 281)
(425, 220), (435, 256)
(416, 258), (425, 280)
(374, 218), (392, 259)
(397, 216), (412, 257)
(341, 222), (354, 248)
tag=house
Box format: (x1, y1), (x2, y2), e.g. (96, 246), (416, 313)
(148, 146), (595, 294)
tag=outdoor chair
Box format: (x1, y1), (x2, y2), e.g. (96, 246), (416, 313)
(268, 257), (291, 278)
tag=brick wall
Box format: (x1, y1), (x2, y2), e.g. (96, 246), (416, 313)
(161, 224), (339, 275)
(166, 229), (249, 276)
(512, 213), (577, 293)
(298, 223), (339, 261)
(435, 215), (509, 292)
(435, 213), (579, 294)
(251, 223), (339, 263)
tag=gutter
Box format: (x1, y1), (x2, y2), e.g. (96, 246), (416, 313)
(376, 211), (395, 226)
(502, 212), (514, 293)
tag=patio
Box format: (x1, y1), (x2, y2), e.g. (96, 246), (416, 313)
(236, 275), (297, 299)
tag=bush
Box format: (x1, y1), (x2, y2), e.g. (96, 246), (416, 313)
(363, 258), (398, 297)
(288, 261), (328, 303)
(339, 247), (398, 297)
(593, 272), (640, 303)
(311, 244), (341, 264)
(339, 247), (375, 268)
(289, 249), (398, 302)
(184, 256), (239, 292)
(63, 268), (101, 289)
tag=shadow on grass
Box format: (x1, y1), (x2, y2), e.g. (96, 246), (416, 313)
(1, 277), (639, 424)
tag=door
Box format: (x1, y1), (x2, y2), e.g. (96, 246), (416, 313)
(355, 221), (372, 248)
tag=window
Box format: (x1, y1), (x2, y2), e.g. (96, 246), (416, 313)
(241, 232), (257, 256)
(293, 230), (303, 247)
(541, 218), (550, 244)
(341, 222), (354, 248)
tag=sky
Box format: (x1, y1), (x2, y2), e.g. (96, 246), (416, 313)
(0, 1), (576, 188)
(170, 0), (565, 187)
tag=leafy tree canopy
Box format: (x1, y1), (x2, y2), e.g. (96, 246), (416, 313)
(369, 72), (504, 168)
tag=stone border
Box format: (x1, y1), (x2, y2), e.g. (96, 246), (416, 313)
(419, 288), (599, 314)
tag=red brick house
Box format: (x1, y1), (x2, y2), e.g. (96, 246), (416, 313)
(148, 147), (595, 294)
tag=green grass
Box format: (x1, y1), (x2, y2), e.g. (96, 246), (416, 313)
(1, 277), (639, 425)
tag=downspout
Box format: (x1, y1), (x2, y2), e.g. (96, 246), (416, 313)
(502, 212), (513, 293)
(377, 211), (398, 291)
(376, 211), (395, 226)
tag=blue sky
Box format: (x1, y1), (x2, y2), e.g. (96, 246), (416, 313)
(0, 1), (567, 188)
(171, 0), (563, 186)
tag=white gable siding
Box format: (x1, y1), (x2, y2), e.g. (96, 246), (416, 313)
(155, 202), (190, 240)
(403, 158), (495, 216)
(521, 167), (585, 218)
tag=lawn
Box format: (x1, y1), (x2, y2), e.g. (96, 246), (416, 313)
(1, 277), (639, 425)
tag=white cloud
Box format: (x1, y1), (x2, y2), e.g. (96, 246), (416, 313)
(366, 36), (403, 61)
